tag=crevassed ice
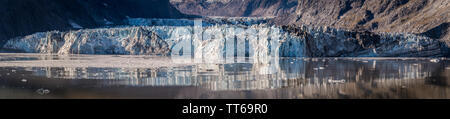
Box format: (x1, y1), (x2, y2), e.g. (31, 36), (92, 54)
(2, 18), (445, 58)
(3, 24), (305, 58)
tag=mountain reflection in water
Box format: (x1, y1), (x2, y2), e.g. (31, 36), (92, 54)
(0, 53), (449, 99)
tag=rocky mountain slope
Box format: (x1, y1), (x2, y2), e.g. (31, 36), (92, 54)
(0, 0), (193, 47)
(170, 0), (298, 17)
(171, 0), (449, 43)
(274, 0), (449, 42)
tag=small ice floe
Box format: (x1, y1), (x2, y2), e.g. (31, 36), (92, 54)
(430, 58), (440, 63)
(362, 61), (369, 63)
(36, 88), (50, 95)
(303, 58), (310, 62)
(11, 69), (16, 73)
(290, 62), (294, 64)
(313, 67), (325, 70)
(21, 79), (27, 83)
(328, 79), (346, 83)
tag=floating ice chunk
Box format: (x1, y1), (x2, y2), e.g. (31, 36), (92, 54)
(319, 67), (325, 70)
(21, 79), (27, 82)
(328, 79), (346, 83)
(430, 59), (440, 63)
(36, 88), (50, 95)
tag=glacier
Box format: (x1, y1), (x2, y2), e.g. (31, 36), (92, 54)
(4, 27), (170, 55)
(2, 18), (449, 58)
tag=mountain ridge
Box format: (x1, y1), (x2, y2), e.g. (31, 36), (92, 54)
(0, 0), (195, 46)
(171, 0), (449, 43)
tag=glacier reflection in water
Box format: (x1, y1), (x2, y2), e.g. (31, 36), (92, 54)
(0, 53), (449, 98)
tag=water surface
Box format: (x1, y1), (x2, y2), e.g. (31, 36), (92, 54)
(0, 53), (449, 99)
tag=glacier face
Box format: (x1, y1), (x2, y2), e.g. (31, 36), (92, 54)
(4, 27), (170, 55)
(2, 18), (449, 58)
(3, 24), (295, 60)
(282, 25), (448, 57)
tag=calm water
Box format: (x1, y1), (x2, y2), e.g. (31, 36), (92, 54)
(0, 53), (449, 99)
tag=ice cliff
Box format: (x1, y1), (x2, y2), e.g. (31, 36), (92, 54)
(2, 18), (449, 57)
(4, 27), (169, 55)
(282, 25), (449, 57)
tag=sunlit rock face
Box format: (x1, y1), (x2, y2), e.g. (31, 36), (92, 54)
(3, 18), (448, 57)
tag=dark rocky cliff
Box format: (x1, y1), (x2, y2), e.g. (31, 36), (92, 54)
(0, 0), (193, 47)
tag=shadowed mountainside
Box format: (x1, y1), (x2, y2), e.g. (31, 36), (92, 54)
(0, 0), (194, 47)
